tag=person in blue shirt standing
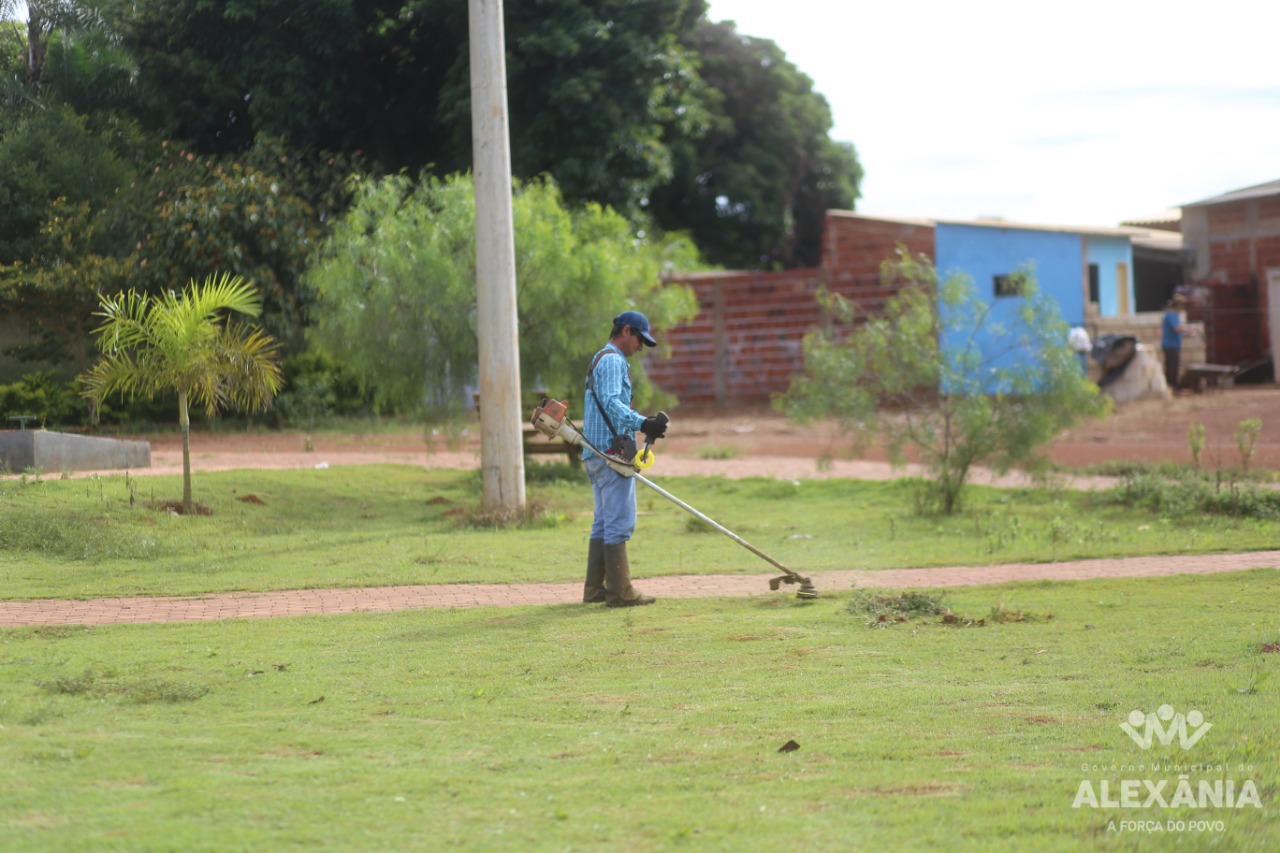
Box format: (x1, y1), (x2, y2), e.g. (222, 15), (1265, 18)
(581, 311), (669, 607)
(1161, 294), (1191, 392)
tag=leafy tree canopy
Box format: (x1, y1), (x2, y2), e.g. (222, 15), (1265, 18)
(0, 104), (143, 368)
(118, 138), (355, 350)
(111, 0), (709, 216)
(0, 125), (351, 371)
(649, 19), (862, 269)
(305, 173), (700, 417)
(105, 0), (856, 266)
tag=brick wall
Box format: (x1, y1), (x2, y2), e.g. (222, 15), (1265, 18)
(823, 211), (936, 279)
(1190, 196), (1280, 363)
(649, 213), (936, 405)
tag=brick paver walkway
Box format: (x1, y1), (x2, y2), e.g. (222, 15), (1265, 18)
(3, 551), (1278, 627)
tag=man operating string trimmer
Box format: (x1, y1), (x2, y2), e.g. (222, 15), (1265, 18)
(531, 314), (817, 602)
(581, 311), (670, 607)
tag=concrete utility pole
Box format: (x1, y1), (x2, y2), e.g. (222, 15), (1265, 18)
(468, 0), (526, 513)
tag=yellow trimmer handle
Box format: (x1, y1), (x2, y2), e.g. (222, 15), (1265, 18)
(635, 447), (655, 470)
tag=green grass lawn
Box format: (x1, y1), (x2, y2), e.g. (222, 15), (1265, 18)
(1, 571), (1276, 851)
(2, 464), (1279, 600)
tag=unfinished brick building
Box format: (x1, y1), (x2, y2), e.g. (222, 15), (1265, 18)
(1181, 179), (1280, 371)
(647, 212), (934, 405)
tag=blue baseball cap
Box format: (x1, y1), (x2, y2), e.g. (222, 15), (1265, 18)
(614, 310), (657, 347)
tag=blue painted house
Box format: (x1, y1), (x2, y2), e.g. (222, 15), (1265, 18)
(932, 219), (1158, 389)
(935, 219), (1143, 328)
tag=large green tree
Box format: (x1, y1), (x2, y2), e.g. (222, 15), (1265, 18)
(0, 105), (143, 368)
(0, 127), (347, 369)
(499, 0), (709, 219)
(102, 1), (859, 268)
(112, 0), (366, 154)
(305, 173), (700, 416)
(112, 0), (709, 218)
(118, 138), (353, 351)
(2, 0), (102, 87)
(648, 19), (862, 269)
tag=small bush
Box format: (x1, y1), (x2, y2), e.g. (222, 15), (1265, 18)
(452, 498), (571, 530)
(0, 371), (86, 427)
(40, 669), (103, 696)
(0, 507), (174, 560)
(1188, 423), (1206, 468)
(848, 590), (1052, 628)
(941, 601), (1053, 627)
(1108, 472), (1280, 521)
(271, 350), (372, 428)
(119, 678), (210, 704)
(1236, 418), (1263, 471)
(988, 601), (1052, 623)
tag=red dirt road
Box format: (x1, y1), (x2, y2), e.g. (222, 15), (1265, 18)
(96, 386), (1280, 481)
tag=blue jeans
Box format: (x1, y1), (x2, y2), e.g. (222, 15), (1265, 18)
(585, 455), (636, 545)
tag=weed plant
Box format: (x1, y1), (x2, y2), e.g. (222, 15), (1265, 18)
(1079, 459), (1280, 484)
(1105, 471), (1280, 521)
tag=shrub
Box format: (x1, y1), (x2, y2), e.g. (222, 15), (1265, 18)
(0, 371), (86, 427)
(271, 350), (371, 428)
(780, 249), (1108, 514)
(1109, 472), (1280, 521)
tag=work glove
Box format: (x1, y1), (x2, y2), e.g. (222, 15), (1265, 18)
(640, 412), (669, 441)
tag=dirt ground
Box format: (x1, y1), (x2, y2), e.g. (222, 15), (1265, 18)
(116, 385), (1280, 481)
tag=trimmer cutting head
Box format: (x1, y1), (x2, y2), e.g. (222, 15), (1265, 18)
(769, 574), (820, 600)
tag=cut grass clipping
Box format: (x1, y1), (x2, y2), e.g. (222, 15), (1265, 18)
(845, 589), (1051, 627)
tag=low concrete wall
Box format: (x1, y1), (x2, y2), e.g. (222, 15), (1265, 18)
(0, 431), (151, 473)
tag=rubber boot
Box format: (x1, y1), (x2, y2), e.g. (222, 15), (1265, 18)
(604, 542), (655, 607)
(583, 538), (607, 603)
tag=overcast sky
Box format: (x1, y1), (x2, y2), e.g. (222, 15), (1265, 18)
(705, 0), (1280, 227)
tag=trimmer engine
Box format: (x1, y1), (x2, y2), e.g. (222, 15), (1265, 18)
(530, 398), (584, 447)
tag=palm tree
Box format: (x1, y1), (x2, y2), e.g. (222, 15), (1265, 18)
(82, 273), (283, 514)
(2, 0), (104, 87)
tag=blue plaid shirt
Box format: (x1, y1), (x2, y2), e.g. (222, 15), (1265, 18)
(582, 344), (645, 459)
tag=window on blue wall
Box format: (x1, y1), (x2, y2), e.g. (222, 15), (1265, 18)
(993, 272), (1029, 298)
(1088, 264), (1100, 304)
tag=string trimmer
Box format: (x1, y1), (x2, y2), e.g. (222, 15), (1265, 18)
(531, 399), (819, 600)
